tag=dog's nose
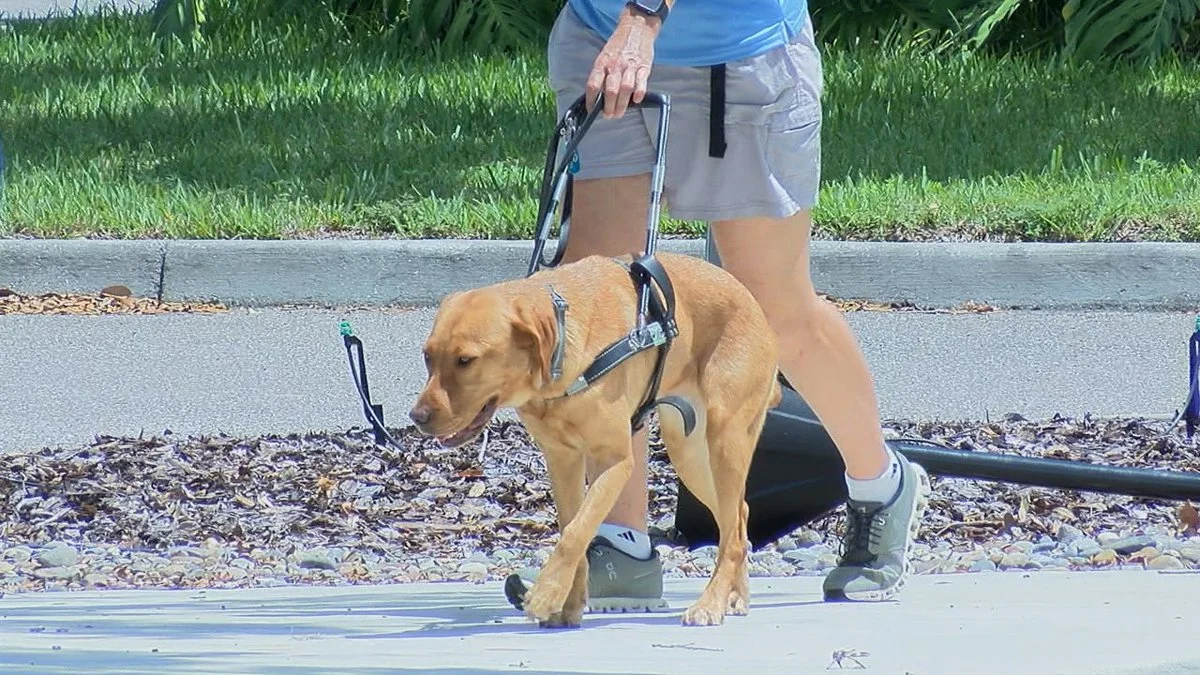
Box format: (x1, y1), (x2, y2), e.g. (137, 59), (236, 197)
(409, 405), (432, 426)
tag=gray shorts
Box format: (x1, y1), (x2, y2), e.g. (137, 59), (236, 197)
(545, 5), (824, 222)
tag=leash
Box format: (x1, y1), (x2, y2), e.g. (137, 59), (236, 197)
(1165, 315), (1200, 438)
(339, 321), (403, 450)
(528, 91), (697, 436)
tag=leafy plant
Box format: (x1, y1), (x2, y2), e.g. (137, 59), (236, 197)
(1062, 0), (1200, 63)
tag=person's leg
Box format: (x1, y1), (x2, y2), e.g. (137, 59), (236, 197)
(504, 3), (670, 613)
(559, 175), (656, 556)
(665, 13), (929, 601)
(710, 210), (930, 603)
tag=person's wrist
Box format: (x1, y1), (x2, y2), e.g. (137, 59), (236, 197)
(618, 5), (664, 37)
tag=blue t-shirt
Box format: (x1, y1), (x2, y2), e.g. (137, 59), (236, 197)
(567, 0), (809, 67)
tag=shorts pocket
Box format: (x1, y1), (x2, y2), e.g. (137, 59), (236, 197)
(766, 117), (821, 180)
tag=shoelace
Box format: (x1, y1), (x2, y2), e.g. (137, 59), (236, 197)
(840, 504), (885, 566)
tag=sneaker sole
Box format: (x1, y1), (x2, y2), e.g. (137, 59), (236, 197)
(837, 462), (933, 602)
(503, 573), (671, 614)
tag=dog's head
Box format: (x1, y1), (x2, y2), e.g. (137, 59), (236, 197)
(408, 286), (557, 448)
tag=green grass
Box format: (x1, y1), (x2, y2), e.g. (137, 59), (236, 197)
(1, 10), (1199, 241)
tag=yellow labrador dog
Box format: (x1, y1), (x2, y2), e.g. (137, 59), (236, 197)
(409, 252), (780, 628)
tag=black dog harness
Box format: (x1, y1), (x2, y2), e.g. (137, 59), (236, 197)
(543, 255), (696, 436)
(528, 90), (698, 437)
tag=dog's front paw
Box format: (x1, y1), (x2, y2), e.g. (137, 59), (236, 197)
(681, 599), (727, 627)
(523, 578), (571, 627)
(535, 608), (583, 629)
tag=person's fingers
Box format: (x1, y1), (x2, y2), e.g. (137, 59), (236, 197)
(632, 64), (650, 104)
(585, 58), (607, 112)
(603, 64), (623, 117)
(614, 64), (638, 117)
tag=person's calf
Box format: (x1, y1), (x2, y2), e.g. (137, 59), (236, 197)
(590, 426), (653, 559)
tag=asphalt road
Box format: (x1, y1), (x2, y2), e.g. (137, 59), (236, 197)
(2, 307), (1195, 454)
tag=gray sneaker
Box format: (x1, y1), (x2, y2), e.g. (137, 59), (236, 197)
(822, 453), (932, 602)
(504, 536), (671, 613)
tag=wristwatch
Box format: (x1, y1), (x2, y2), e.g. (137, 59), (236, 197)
(626, 0), (670, 22)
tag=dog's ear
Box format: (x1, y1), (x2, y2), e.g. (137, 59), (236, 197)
(509, 294), (556, 387)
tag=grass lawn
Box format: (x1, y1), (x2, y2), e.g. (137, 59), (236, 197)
(2, 10), (1199, 241)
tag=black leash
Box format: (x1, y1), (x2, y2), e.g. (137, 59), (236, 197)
(339, 321), (403, 450)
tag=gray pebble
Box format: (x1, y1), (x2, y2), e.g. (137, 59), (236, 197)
(1096, 532), (1120, 547)
(751, 550), (782, 565)
(998, 552), (1029, 570)
(32, 566), (78, 581)
(691, 545), (719, 559)
(0, 561), (14, 575)
(775, 536), (798, 552)
(1055, 524), (1084, 545)
(4, 546), (33, 564)
(1153, 537), (1182, 553)
(230, 557), (256, 570)
(255, 576), (287, 588)
(1007, 540), (1034, 554)
(83, 573), (110, 586)
(767, 563), (794, 576)
(1110, 535), (1156, 555)
(1148, 556), (1186, 571)
(36, 543), (79, 568)
(457, 561), (489, 578)
(491, 548), (517, 562)
(1047, 557), (1071, 569)
(296, 551), (336, 571)
(1032, 541), (1058, 554)
(1067, 538), (1101, 558)
(1178, 547), (1200, 563)
(795, 530), (824, 547)
(467, 551), (491, 565)
(1029, 553), (1055, 567)
(968, 559), (996, 573)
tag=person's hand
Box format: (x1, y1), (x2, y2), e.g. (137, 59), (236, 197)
(586, 9), (662, 119)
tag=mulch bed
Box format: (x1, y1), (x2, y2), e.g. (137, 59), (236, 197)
(2, 415), (1196, 558)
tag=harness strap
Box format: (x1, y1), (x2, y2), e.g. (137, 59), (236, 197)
(548, 285), (569, 381)
(709, 64), (727, 159)
(550, 255), (697, 435)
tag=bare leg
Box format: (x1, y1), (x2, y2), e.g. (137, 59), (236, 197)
(561, 175), (654, 534)
(710, 209), (930, 603)
(709, 209), (888, 480)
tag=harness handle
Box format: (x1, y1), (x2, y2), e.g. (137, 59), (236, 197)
(528, 91), (672, 280)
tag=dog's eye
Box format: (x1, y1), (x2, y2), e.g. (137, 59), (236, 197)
(457, 356), (475, 367)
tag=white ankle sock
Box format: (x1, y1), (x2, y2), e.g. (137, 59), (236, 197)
(596, 523), (652, 560)
(845, 446), (902, 504)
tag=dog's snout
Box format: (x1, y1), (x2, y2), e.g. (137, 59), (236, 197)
(409, 405), (432, 426)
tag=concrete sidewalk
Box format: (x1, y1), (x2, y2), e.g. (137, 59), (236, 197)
(1, 571), (1197, 674)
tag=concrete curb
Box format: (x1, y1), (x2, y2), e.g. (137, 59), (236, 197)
(2, 238), (1199, 310)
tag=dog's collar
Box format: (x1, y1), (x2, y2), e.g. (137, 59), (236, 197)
(548, 285), (569, 382)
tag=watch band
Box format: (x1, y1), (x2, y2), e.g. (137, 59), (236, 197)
(626, 0), (669, 22)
